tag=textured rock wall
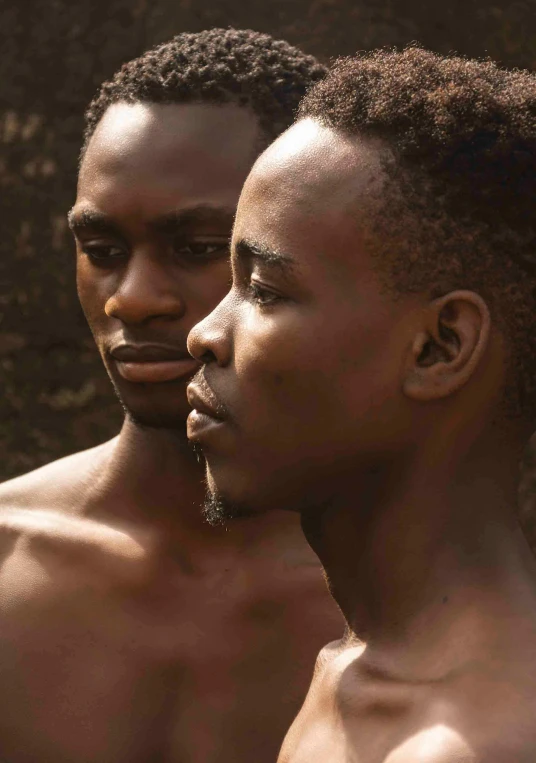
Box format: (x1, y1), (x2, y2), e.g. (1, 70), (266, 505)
(1, 0), (536, 480)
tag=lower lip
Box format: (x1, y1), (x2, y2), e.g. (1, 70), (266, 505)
(187, 408), (225, 441)
(114, 358), (199, 383)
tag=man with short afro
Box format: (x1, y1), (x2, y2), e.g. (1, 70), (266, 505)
(0, 28), (342, 763)
(83, 27), (326, 154)
(186, 48), (536, 762)
(299, 46), (536, 418)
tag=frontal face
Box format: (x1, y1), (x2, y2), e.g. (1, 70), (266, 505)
(187, 119), (423, 516)
(71, 102), (262, 428)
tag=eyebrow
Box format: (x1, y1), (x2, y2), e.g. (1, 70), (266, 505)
(67, 205), (236, 236)
(67, 208), (115, 234)
(234, 238), (298, 274)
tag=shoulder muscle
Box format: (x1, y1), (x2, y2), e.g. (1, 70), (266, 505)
(385, 725), (476, 763)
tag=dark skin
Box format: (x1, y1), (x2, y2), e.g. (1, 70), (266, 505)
(187, 118), (536, 762)
(0, 105), (342, 763)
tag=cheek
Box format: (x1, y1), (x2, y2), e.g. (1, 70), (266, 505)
(76, 260), (113, 329)
(233, 307), (400, 443)
(233, 310), (338, 425)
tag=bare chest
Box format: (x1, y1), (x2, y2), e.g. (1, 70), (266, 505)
(0, 559), (339, 763)
(278, 656), (536, 763)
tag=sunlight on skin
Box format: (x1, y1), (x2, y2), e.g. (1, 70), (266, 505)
(384, 724), (476, 763)
(257, 118), (322, 166)
(0, 509), (152, 610)
(0, 508), (149, 561)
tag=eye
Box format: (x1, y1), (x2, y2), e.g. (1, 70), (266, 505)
(248, 280), (282, 306)
(82, 243), (126, 265)
(173, 240), (229, 262)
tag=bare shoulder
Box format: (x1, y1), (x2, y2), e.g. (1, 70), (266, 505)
(312, 634), (366, 682)
(0, 506), (154, 615)
(0, 439), (117, 514)
(384, 726), (476, 763)
(0, 438), (155, 607)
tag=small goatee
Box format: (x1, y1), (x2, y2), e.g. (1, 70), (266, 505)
(202, 489), (255, 526)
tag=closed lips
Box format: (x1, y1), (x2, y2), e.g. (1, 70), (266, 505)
(110, 344), (199, 383)
(186, 379), (228, 444)
(186, 383), (223, 420)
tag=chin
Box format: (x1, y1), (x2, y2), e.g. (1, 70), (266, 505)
(126, 409), (189, 430)
(201, 466), (263, 526)
(203, 456), (327, 521)
(202, 487), (259, 526)
(114, 381), (191, 431)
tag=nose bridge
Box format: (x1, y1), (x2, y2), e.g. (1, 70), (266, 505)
(105, 250), (184, 324)
(188, 289), (234, 366)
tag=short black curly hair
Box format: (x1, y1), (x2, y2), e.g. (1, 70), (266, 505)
(82, 27), (326, 158)
(299, 47), (536, 420)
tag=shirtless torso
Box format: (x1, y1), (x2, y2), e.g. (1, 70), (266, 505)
(183, 56), (536, 763)
(0, 36), (341, 762)
(280, 634), (536, 763)
(0, 433), (341, 763)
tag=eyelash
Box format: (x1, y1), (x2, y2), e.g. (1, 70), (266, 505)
(247, 280), (282, 306)
(83, 244), (125, 264)
(81, 241), (229, 266)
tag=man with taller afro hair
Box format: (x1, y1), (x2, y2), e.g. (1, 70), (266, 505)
(0, 28), (342, 763)
(186, 47), (536, 762)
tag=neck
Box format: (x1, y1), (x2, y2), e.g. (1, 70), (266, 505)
(302, 428), (536, 675)
(87, 417), (309, 568)
(88, 417), (207, 534)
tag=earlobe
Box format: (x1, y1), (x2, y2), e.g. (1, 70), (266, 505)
(403, 291), (491, 402)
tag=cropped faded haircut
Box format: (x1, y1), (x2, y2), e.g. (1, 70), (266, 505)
(82, 27), (326, 159)
(299, 47), (536, 419)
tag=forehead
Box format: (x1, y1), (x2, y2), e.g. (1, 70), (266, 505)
(78, 102), (262, 212)
(234, 119), (386, 276)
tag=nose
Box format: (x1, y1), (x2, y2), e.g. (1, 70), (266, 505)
(105, 254), (185, 325)
(187, 291), (233, 367)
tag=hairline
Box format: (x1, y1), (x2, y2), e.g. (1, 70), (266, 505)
(79, 94), (271, 168)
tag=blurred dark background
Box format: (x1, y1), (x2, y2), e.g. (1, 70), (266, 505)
(1, 0), (536, 502)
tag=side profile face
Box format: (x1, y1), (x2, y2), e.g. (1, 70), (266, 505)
(70, 102), (262, 427)
(187, 119), (434, 516)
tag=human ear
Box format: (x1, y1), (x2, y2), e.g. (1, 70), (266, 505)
(403, 290), (491, 402)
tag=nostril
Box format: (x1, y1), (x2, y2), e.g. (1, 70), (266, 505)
(104, 296), (120, 319)
(200, 349), (217, 365)
(187, 300), (232, 367)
